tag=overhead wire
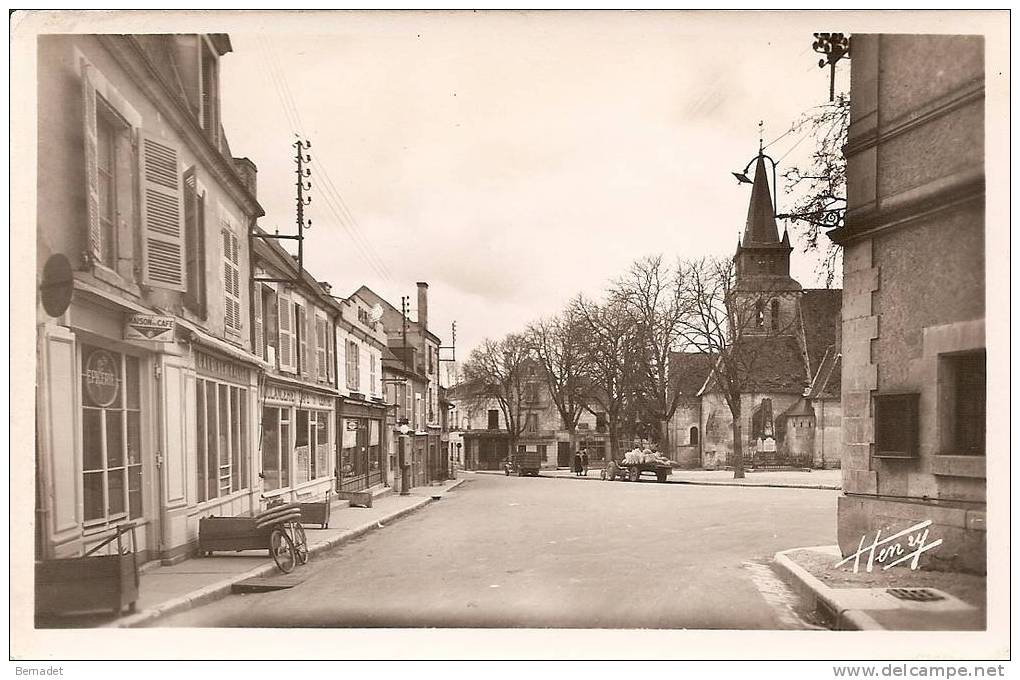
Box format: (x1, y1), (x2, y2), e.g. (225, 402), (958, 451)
(258, 36), (397, 285)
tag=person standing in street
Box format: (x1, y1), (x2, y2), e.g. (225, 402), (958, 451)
(573, 450), (583, 476)
(580, 448), (590, 476)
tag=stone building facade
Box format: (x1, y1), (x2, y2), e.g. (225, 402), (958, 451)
(829, 34), (986, 573)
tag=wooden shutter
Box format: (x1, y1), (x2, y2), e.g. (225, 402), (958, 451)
(81, 62), (102, 264)
(324, 320), (333, 384)
(295, 303), (308, 376)
(140, 133), (186, 291)
(222, 229), (241, 332)
(278, 292), (293, 371)
(316, 317), (327, 381)
(253, 283), (264, 360)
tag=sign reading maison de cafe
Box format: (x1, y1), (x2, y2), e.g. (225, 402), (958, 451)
(124, 313), (175, 342)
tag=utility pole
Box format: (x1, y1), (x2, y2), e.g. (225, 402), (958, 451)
(400, 296), (409, 372)
(252, 136), (313, 284)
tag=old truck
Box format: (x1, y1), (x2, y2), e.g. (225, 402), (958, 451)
(504, 449), (543, 477)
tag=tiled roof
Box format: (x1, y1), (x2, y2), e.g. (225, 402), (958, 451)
(800, 289), (842, 376)
(668, 351), (716, 397)
(704, 335), (810, 394)
(808, 344), (841, 400)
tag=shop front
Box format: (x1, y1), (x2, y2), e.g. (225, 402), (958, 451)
(37, 291), (165, 562)
(260, 379), (336, 503)
(336, 398), (388, 492)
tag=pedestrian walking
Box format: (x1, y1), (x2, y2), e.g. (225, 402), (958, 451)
(573, 450), (583, 476)
(581, 448), (590, 476)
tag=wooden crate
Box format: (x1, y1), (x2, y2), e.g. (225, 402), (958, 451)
(337, 490), (373, 508)
(297, 491), (332, 529)
(36, 552), (139, 616)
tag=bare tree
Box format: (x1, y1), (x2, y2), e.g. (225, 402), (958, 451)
(781, 94), (849, 287)
(527, 310), (591, 457)
(571, 294), (642, 462)
(679, 257), (799, 479)
(460, 333), (533, 459)
(612, 255), (692, 454)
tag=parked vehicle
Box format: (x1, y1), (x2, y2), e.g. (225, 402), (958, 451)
(602, 452), (673, 483)
(505, 450), (542, 477)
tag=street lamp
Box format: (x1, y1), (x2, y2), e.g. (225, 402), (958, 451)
(732, 126), (846, 231)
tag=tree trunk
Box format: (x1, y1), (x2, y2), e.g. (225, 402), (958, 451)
(658, 419), (670, 458)
(608, 422), (620, 462)
(731, 420), (745, 479)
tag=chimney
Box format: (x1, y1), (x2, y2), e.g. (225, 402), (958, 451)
(232, 157), (258, 199)
(416, 281), (429, 331)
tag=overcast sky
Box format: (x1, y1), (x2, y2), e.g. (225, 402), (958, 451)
(218, 12), (849, 379)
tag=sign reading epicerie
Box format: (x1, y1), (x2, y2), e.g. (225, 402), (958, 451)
(124, 314), (175, 342)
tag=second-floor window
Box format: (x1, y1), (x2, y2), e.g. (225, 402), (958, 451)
(295, 302), (308, 375)
(278, 291), (296, 372)
(488, 409), (499, 430)
(369, 354), (377, 395)
(315, 315), (328, 382)
(526, 413), (538, 433)
(222, 228), (241, 334)
(346, 340), (360, 391)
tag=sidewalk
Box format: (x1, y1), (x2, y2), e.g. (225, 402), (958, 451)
(477, 467), (841, 490)
(774, 545), (986, 630)
(71, 479), (462, 629)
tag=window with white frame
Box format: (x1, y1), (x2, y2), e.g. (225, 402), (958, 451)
(81, 345), (143, 526)
(195, 378), (249, 502)
(261, 406), (291, 491)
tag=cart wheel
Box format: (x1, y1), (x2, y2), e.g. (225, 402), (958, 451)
(293, 523), (309, 565)
(656, 472), (667, 483)
(269, 528), (297, 574)
(517, 469), (523, 477)
(505, 468), (510, 476)
(600, 469), (607, 480)
(629, 468), (640, 482)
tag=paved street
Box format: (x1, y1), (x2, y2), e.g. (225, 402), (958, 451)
(157, 473), (837, 629)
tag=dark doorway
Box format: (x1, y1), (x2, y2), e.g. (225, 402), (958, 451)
(557, 441), (571, 468)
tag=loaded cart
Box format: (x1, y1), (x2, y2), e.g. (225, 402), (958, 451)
(602, 449), (674, 483)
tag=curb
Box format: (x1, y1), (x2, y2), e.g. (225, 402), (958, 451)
(473, 468), (840, 490)
(773, 548), (884, 631)
(108, 480), (465, 628)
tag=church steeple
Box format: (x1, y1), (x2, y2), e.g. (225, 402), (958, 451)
(732, 148), (800, 293)
(741, 155), (781, 246)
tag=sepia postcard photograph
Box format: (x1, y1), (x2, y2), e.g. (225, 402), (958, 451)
(8, 7), (1011, 669)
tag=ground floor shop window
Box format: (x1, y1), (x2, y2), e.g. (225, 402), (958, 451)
(196, 380), (249, 502)
(295, 408), (332, 484)
(81, 345), (143, 526)
(262, 406), (291, 491)
(339, 417), (384, 491)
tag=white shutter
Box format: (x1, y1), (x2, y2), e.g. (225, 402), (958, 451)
(221, 229), (242, 332)
(253, 283), (264, 360)
(81, 61), (101, 264)
(140, 133), (186, 291)
(316, 317), (327, 381)
(278, 293), (294, 371)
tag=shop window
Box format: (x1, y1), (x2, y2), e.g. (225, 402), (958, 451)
(81, 346), (143, 526)
(873, 393), (919, 459)
(940, 350), (986, 456)
(262, 406), (291, 491)
(195, 378), (249, 502)
(295, 409), (311, 485)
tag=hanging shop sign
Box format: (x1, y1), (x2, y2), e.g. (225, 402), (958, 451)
(84, 349), (119, 407)
(124, 314), (175, 342)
